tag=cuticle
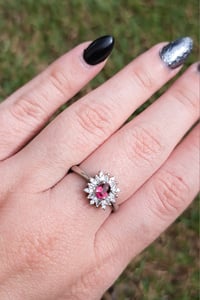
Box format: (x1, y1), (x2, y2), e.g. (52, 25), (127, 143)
(79, 52), (93, 69)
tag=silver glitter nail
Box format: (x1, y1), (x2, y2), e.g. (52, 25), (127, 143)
(159, 37), (193, 69)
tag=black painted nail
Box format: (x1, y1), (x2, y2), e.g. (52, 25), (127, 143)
(83, 35), (115, 65)
(159, 37), (193, 69)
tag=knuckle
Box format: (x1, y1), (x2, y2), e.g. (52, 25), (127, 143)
(72, 269), (99, 297)
(132, 66), (155, 91)
(124, 124), (163, 166)
(0, 132), (13, 160)
(75, 101), (112, 138)
(0, 226), (60, 286)
(172, 86), (198, 114)
(151, 170), (190, 217)
(15, 228), (60, 272)
(10, 95), (47, 124)
(49, 66), (74, 98)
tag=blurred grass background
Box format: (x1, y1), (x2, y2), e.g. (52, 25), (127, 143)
(0, 0), (199, 299)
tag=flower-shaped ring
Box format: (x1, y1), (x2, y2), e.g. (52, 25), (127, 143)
(71, 166), (120, 211)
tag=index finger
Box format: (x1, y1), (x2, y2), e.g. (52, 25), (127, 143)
(0, 36), (114, 160)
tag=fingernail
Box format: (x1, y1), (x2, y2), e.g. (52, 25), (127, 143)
(159, 37), (193, 69)
(83, 35), (115, 65)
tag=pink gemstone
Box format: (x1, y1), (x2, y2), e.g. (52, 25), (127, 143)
(95, 183), (110, 200)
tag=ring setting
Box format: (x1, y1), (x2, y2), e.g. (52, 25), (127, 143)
(84, 171), (120, 210)
(71, 166), (120, 211)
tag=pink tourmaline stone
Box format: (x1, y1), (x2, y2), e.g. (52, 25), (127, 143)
(95, 183), (110, 200)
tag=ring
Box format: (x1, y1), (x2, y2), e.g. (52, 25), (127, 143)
(71, 166), (120, 212)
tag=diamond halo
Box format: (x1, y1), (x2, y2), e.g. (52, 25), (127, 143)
(84, 171), (120, 210)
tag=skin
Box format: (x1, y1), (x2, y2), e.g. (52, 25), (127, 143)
(0, 41), (199, 300)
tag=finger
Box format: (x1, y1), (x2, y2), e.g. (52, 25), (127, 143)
(78, 62), (199, 205)
(0, 36), (114, 160)
(14, 39), (190, 190)
(94, 124), (199, 290)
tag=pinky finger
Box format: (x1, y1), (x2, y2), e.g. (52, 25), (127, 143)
(95, 124), (199, 289)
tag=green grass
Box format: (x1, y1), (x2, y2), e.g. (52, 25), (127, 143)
(0, 1), (199, 299)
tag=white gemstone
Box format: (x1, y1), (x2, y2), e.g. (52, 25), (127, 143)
(111, 186), (116, 192)
(90, 178), (96, 184)
(109, 192), (114, 199)
(88, 183), (94, 188)
(104, 175), (109, 182)
(105, 198), (111, 205)
(101, 200), (107, 210)
(99, 175), (106, 182)
(96, 201), (100, 207)
(110, 196), (116, 203)
(95, 175), (101, 183)
(110, 181), (116, 188)
(99, 171), (103, 176)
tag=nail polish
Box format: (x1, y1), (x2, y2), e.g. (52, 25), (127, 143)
(159, 37), (193, 69)
(83, 35), (115, 65)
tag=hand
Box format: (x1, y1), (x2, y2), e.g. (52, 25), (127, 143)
(0, 35), (199, 300)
